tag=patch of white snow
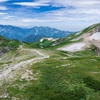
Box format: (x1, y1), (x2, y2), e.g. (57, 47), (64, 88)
(35, 28), (38, 35)
(60, 43), (85, 52)
(89, 32), (100, 40)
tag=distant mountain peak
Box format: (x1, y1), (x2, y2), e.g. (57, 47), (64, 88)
(0, 25), (74, 43)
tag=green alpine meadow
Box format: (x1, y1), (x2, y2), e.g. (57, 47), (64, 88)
(0, 23), (100, 100)
(0, 0), (100, 100)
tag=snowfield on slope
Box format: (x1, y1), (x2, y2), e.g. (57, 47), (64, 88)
(58, 32), (100, 52)
(89, 32), (100, 40)
(58, 43), (85, 52)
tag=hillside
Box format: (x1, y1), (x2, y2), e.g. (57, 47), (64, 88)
(58, 23), (100, 52)
(0, 35), (21, 56)
(0, 43), (100, 100)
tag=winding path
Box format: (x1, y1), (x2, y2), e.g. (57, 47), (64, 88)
(0, 46), (49, 80)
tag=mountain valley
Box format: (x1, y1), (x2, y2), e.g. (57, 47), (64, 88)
(0, 23), (100, 100)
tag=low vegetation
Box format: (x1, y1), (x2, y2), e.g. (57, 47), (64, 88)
(0, 47), (100, 100)
(1, 23), (100, 100)
(0, 36), (21, 57)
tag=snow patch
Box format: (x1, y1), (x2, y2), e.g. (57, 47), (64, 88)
(35, 28), (38, 35)
(89, 32), (100, 40)
(60, 43), (85, 52)
(40, 38), (58, 42)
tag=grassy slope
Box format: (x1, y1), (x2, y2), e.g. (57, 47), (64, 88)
(1, 47), (100, 100)
(24, 39), (54, 49)
(51, 23), (100, 49)
(0, 35), (21, 52)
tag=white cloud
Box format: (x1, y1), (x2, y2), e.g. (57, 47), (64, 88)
(42, 0), (100, 20)
(14, 1), (50, 7)
(21, 18), (62, 23)
(0, 12), (7, 15)
(0, 6), (7, 10)
(0, 0), (8, 2)
(13, 0), (100, 23)
(52, 0), (100, 8)
(1, 0), (100, 31)
(2, 15), (16, 19)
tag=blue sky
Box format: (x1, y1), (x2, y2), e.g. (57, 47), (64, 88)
(0, 0), (100, 31)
